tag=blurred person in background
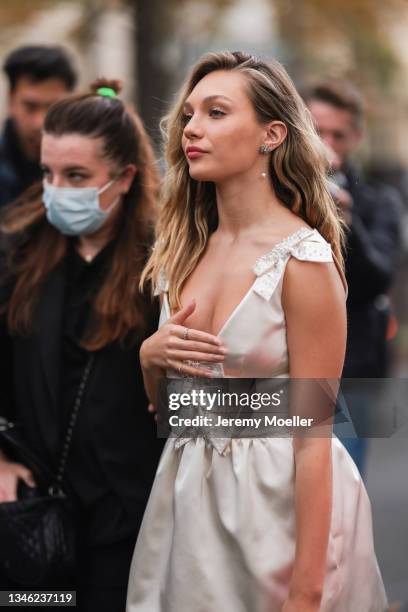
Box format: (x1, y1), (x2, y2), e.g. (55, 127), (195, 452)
(0, 45), (77, 207)
(305, 80), (402, 474)
(0, 78), (163, 611)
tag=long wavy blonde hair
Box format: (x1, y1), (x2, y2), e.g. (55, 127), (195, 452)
(141, 51), (345, 308)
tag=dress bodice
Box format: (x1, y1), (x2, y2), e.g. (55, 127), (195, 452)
(156, 227), (347, 379)
(127, 230), (388, 612)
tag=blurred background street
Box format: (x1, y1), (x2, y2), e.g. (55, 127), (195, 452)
(367, 435), (408, 602)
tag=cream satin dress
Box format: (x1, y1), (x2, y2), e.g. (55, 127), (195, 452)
(126, 227), (388, 612)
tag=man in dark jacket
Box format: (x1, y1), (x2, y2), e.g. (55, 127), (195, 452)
(0, 45), (77, 207)
(305, 80), (402, 473)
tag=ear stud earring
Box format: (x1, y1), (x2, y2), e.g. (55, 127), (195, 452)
(261, 172), (267, 179)
(259, 144), (273, 154)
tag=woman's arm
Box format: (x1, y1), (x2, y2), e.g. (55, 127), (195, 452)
(140, 299), (227, 406)
(281, 258), (347, 611)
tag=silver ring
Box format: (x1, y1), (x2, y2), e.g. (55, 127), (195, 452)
(182, 327), (189, 341)
(188, 360), (201, 367)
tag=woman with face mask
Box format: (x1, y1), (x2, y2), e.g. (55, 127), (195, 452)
(0, 78), (163, 611)
(126, 53), (388, 612)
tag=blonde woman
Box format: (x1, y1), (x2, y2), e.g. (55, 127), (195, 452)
(126, 52), (387, 612)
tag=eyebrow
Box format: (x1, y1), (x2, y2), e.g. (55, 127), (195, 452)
(41, 163), (90, 172)
(183, 94), (233, 109)
(22, 98), (52, 109)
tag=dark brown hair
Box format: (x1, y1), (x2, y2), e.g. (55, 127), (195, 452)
(0, 78), (159, 350)
(303, 79), (365, 129)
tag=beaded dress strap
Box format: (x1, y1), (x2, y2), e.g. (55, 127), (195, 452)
(252, 228), (335, 301)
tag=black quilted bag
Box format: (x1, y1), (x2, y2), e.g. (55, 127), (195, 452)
(0, 355), (94, 586)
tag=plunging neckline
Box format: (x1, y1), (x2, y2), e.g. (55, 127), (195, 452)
(164, 226), (314, 338)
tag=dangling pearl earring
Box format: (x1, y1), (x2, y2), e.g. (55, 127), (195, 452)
(260, 144), (272, 178)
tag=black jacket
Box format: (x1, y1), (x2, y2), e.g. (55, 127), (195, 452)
(342, 163), (402, 377)
(0, 119), (42, 207)
(0, 241), (163, 552)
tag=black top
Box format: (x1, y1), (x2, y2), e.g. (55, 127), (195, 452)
(60, 242), (127, 545)
(341, 162), (402, 376)
(61, 243), (105, 424)
(0, 237), (163, 557)
(0, 119), (42, 207)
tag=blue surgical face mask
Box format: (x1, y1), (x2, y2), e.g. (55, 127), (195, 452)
(42, 179), (120, 236)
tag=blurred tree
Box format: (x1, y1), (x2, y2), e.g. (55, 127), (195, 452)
(71, 0), (100, 49)
(130, 0), (234, 147)
(274, 0), (404, 89)
(0, 0), (53, 31)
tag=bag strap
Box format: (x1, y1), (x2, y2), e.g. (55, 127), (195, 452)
(50, 354), (95, 496)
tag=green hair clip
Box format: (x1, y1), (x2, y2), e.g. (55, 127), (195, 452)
(96, 86), (117, 98)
